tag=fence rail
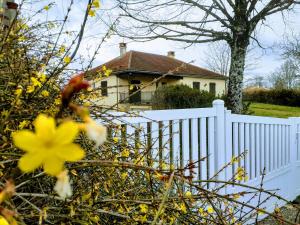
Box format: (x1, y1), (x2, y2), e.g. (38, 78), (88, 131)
(104, 100), (300, 222)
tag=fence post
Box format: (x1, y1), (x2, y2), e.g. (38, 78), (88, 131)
(288, 117), (298, 200)
(213, 100), (226, 185)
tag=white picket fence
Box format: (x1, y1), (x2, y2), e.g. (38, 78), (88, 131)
(105, 100), (300, 221)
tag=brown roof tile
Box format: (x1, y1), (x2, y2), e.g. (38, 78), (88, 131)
(92, 50), (226, 80)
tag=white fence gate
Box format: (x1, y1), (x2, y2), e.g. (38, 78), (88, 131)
(106, 100), (300, 221)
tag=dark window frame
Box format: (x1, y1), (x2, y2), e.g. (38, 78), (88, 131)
(209, 82), (216, 96)
(193, 81), (200, 90)
(101, 81), (108, 96)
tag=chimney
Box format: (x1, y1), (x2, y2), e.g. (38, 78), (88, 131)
(167, 51), (175, 58)
(119, 42), (127, 56)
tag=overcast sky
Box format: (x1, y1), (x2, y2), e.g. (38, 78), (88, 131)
(19, 0), (300, 81)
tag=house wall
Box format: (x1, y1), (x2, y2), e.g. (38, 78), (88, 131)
(92, 75), (119, 108)
(178, 77), (226, 96)
(92, 74), (226, 110)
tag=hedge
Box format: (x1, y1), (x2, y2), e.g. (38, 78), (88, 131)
(243, 88), (300, 107)
(152, 84), (216, 109)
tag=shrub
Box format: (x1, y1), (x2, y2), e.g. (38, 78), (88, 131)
(152, 84), (215, 109)
(243, 88), (300, 107)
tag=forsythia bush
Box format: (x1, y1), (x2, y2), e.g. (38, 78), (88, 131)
(0, 1), (298, 225)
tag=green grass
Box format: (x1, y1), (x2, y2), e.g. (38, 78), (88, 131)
(249, 103), (300, 118)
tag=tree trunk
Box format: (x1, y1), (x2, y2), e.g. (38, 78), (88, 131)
(227, 39), (248, 114)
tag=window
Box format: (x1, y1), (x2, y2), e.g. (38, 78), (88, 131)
(129, 80), (141, 103)
(101, 81), (108, 96)
(193, 82), (200, 90)
(209, 83), (216, 96)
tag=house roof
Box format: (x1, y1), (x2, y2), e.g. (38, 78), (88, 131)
(91, 50), (226, 80)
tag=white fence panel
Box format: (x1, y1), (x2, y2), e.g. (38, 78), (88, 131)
(105, 100), (300, 223)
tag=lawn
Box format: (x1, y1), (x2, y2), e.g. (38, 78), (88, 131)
(249, 103), (300, 118)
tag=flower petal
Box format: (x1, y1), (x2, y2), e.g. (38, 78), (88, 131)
(34, 114), (56, 141)
(0, 216), (9, 225)
(18, 153), (44, 173)
(54, 170), (72, 199)
(54, 121), (79, 145)
(13, 131), (41, 152)
(55, 144), (85, 162)
(43, 157), (64, 176)
(86, 121), (107, 146)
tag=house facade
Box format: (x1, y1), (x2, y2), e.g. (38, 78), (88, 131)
(89, 43), (227, 110)
(0, 0), (18, 28)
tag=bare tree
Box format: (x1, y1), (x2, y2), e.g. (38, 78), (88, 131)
(115, 0), (300, 113)
(283, 34), (300, 66)
(203, 41), (231, 76)
(244, 74), (266, 88)
(203, 41), (258, 78)
(269, 59), (300, 89)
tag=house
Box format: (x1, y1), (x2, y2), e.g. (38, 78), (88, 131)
(0, 0), (18, 28)
(88, 43), (227, 110)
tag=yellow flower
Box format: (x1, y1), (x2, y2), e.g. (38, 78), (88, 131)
(105, 69), (112, 77)
(235, 167), (245, 181)
(113, 137), (119, 143)
(1, 110), (9, 118)
(274, 207), (281, 214)
(79, 94), (86, 101)
(121, 172), (128, 180)
(13, 114), (85, 176)
(198, 208), (206, 216)
(41, 90), (49, 97)
(257, 209), (265, 215)
(137, 215), (147, 223)
(121, 148), (130, 157)
(161, 162), (169, 170)
(0, 216), (9, 225)
(236, 174), (243, 181)
(63, 56), (71, 64)
(231, 217), (237, 223)
(88, 9), (96, 17)
(185, 191), (192, 198)
(44, 5), (50, 11)
(92, 0), (100, 8)
(31, 77), (42, 87)
(231, 156), (239, 164)
(54, 98), (61, 105)
(233, 194), (240, 200)
(38, 73), (47, 83)
(19, 120), (29, 129)
(15, 86), (23, 96)
(18, 35), (26, 41)
(207, 206), (214, 213)
(139, 204), (148, 213)
(26, 85), (35, 93)
(59, 45), (66, 54)
(83, 101), (91, 107)
(179, 203), (187, 213)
